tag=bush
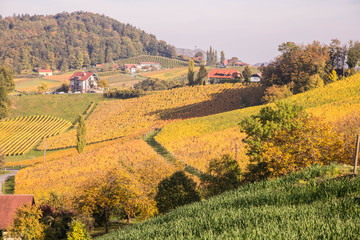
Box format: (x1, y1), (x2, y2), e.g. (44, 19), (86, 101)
(67, 220), (91, 240)
(201, 154), (242, 197)
(306, 74), (324, 90)
(155, 171), (201, 214)
(261, 85), (293, 103)
(104, 88), (144, 99)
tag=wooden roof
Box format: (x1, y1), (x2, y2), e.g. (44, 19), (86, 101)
(0, 195), (35, 230)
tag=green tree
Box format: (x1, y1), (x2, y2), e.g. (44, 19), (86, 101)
(242, 66), (252, 82)
(67, 220), (91, 240)
(220, 51), (225, 64)
(240, 103), (344, 180)
(0, 66), (15, 93)
(7, 204), (46, 240)
(76, 115), (86, 154)
(0, 84), (10, 119)
(195, 65), (207, 85)
(155, 171), (201, 214)
(187, 59), (195, 86)
(0, 147), (4, 168)
(346, 40), (360, 70)
(201, 154), (242, 197)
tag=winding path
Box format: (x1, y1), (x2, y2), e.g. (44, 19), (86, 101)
(0, 169), (19, 194)
(144, 130), (203, 178)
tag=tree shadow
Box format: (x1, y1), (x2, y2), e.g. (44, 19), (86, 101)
(149, 84), (265, 121)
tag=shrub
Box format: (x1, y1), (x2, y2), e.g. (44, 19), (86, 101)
(306, 74), (324, 90)
(201, 154), (242, 197)
(155, 171), (201, 214)
(104, 88), (143, 99)
(67, 220), (91, 240)
(261, 85), (293, 103)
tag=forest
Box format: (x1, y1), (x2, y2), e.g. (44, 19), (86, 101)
(0, 12), (177, 73)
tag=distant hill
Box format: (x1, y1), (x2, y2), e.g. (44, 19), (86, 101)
(0, 12), (177, 72)
(254, 62), (269, 67)
(176, 48), (205, 58)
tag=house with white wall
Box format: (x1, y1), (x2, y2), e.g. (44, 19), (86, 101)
(69, 72), (100, 92)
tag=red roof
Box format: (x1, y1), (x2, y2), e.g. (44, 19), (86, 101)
(69, 72), (95, 81)
(208, 69), (242, 79)
(124, 64), (138, 69)
(0, 195), (35, 230)
(38, 69), (52, 73)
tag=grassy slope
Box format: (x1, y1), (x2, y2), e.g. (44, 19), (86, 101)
(9, 93), (107, 123)
(156, 74), (360, 144)
(98, 164), (360, 239)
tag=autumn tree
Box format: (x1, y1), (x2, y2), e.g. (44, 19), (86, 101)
(75, 169), (155, 233)
(187, 59), (195, 86)
(7, 204), (46, 240)
(261, 85), (293, 103)
(0, 84), (10, 119)
(98, 79), (108, 89)
(201, 154), (242, 197)
(155, 171), (201, 214)
(240, 103), (344, 180)
(329, 38), (347, 75)
(194, 65), (207, 85)
(0, 147), (4, 168)
(327, 69), (338, 83)
(37, 81), (49, 93)
(76, 115), (86, 154)
(261, 41), (329, 93)
(242, 66), (252, 82)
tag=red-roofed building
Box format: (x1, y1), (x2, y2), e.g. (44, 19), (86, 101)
(69, 72), (100, 92)
(124, 64), (138, 73)
(0, 195), (35, 231)
(38, 69), (52, 76)
(208, 69), (243, 83)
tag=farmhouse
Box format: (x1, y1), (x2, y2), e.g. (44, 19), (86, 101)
(38, 69), (52, 76)
(69, 72), (100, 92)
(208, 69), (243, 83)
(124, 64), (138, 73)
(0, 195), (35, 237)
(250, 73), (262, 82)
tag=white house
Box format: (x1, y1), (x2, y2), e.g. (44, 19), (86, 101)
(69, 72), (100, 92)
(250, 73), (262, 82)
(124, 64), (138, 73)
(38, 69), (53, 76)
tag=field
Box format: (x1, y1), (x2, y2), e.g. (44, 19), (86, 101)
(14, 74), (71, 92)
(155, 74), (360, 173)
(37, 83), (263, 150)
(15, 138), (183, 210)
(0, 115), (71, 156)
(98, 164), (360, 240)
(138, 67), (200, 81)
(117, 55), (188, 68)
(101, 73), (144, 88)
(9, 93), (107, 123)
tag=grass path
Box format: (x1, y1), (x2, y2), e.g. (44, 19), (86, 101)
(144, 130), (203, 178)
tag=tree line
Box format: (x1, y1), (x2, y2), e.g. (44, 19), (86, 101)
(0, 12), (177, 73)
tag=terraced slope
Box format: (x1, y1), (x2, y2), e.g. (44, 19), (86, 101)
(0, 115), (71, 156)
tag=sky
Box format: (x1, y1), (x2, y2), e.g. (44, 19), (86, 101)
(1, 0), (360, 64)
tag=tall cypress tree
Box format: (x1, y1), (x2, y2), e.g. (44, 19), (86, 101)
(195, 65), (208, 85)
(76, 115), (86, 153)
(188, 59), (195, 86)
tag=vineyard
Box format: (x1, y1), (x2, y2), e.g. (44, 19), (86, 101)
(37, 83), (264, 150)
(117, 55), (189, 68)
(156, 74), (360, 173)
(0, 115), (71, 156)
(15, 139), (183, 210)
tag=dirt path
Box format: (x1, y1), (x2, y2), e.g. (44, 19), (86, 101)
(0, 169), (19, 194)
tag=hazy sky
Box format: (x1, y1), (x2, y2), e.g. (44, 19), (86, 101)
(1, 0), (360, 64)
